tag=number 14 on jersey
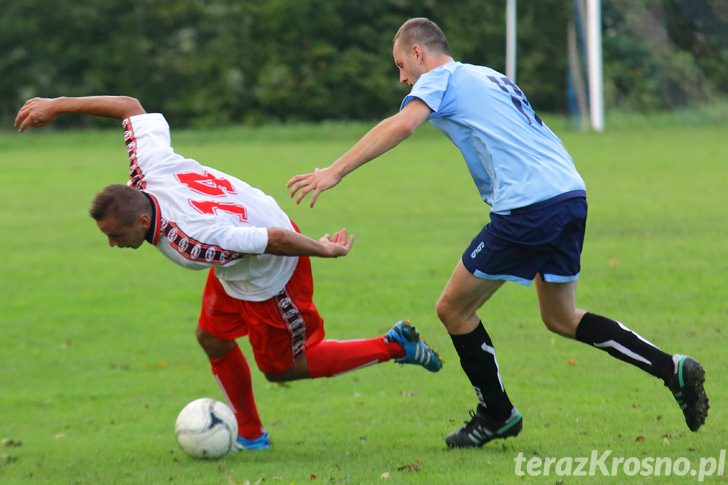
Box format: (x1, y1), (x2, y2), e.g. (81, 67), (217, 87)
(175, 171), (248, 222)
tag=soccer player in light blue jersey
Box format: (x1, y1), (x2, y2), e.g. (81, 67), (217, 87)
(288, 17), (708, 447)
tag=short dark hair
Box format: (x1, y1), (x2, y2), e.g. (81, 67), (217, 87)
(89, 184), (150, 226)
(394, 17), (449, 55)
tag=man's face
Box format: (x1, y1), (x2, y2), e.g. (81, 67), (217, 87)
(393, 39), (425, 86)
(96, 214), (149, 249)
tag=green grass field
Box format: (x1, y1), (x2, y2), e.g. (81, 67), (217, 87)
(1, 114), (727, 484)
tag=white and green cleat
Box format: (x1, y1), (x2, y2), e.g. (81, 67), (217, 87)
(445, 406), (523, 448)
(667, 354), (708, 432)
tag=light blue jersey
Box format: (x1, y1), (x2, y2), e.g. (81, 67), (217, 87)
(401, 61), (586, 214)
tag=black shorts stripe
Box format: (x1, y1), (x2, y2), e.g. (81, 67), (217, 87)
(275, 291), (307, 358)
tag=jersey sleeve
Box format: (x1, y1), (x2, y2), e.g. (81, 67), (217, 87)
(123, 113), (179, 189)
(193, 223), (270, 255)
(400, 66), (453, 116)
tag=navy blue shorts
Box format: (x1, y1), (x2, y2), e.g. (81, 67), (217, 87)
(462, 194), (587, 286)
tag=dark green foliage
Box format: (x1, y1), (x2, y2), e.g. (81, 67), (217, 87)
(1, 0), (725, 127)
(602, 0), (728, 111)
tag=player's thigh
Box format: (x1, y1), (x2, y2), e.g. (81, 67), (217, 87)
(198, 269), (248, 347)
(538, 198), (587, 284)
(245, 293), (324, 375)
(245, 257), (325, 375)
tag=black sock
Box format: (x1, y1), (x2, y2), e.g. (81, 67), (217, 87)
(575, 312), (674, 383)
(450, 321), (514, 420)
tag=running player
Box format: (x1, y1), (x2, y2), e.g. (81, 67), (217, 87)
(287, 17), (708, 447)
(15, 95), (442, 450)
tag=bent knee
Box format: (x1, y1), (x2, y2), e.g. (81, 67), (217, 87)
(195, 325), (207, 343)
(436, 297), (477, 334)
(541, 315), (562, 333)
(540, 314), (577, 338)
(263, 368), (301, 383)
(263, 356), (309, 382)
(195, 326), (218, 347)
(263, 372), (282, 383)
(195, 326), (235, 357)
(435, 296), (457, 324)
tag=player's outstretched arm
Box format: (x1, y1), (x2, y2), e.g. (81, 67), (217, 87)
(286, 99), (432, 207)
(265, 227), (353, 258)
(15, 96), (146, 132)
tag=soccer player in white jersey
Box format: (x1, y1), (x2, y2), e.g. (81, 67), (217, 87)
(288, 17), (708, 447)
(15, 95), (442, 451)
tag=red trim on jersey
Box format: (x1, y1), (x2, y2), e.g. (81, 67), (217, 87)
(160, 217), (245, 265)
(123, 118), (146, 189)
(145, 192), (162, 246)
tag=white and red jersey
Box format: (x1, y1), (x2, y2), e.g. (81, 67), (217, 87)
(123, 113), (297, 301)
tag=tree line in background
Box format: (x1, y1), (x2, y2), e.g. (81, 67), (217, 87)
(1, 0), (726, 128)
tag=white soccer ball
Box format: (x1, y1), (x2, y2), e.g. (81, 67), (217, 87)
(175, 398), (238, 459)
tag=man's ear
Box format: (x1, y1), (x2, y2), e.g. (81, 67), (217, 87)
(412, 44), (424, 63)
(138, 212), (151, 230)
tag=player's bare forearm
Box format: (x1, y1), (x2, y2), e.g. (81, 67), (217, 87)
(335, 114), (418, 176)
(286, 115), (412, 207)
(286, 99), (432, 206)
(15, 96), (145, 132)
(265, 227), (353, 258)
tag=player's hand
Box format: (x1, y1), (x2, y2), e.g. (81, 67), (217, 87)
(287, 166), (342, 207)
(319, 228), (354, 257)
(15, 97), (58, 133)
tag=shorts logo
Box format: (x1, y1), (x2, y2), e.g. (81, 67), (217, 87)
(190, 244), (202, 260)
(471, 241), (485, 259)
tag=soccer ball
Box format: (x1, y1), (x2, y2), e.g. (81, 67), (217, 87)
(175, 398), (238, 459)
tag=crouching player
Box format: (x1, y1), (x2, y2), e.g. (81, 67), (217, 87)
(15, 95), (442, 450)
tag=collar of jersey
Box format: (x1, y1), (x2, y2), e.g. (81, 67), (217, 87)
(142, 191), (161, 246)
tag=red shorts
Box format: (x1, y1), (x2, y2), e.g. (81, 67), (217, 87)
(198, 255), (325, 374)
